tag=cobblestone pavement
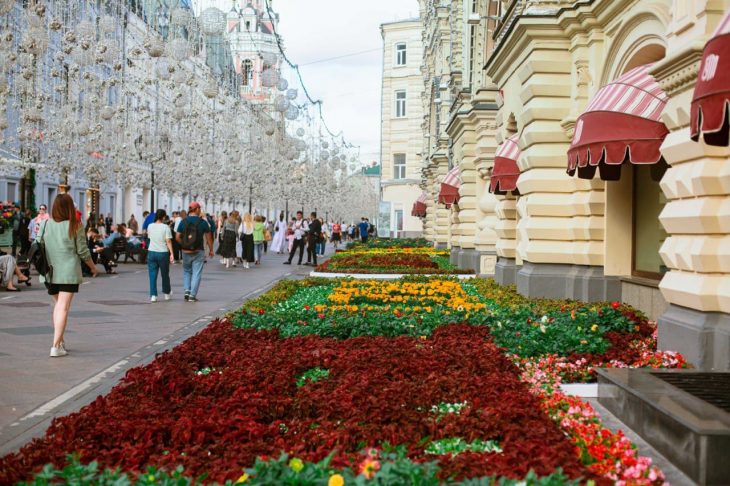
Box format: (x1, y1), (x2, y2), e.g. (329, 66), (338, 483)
(0, 249), (311, 454)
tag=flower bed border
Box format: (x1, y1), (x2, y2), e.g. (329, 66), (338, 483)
(309, 271), (478, 280)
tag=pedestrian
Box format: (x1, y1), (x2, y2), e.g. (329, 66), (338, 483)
(239, 212), (255, 269)
(147, 209), (174, 303)
(253, 215), (265, 265)
(215, 211), (228, 260)
(86, 228), (116, 275)
(319, 218), (327, 256)
(305, 212), (322, 266)
(287, 216), (296, 252)
(39, 194), (98, 357)
(271, 211), (287, 254)
(104, 213), (113, 234)
(127, 214), (139, 234)
(358, 218), (370, 243)
(331, 221), (342, 250)
(0, 254), (31, 291)
(10, 205), (22, 257)
(16, 209), (32, 256)
(283, 211), (307, 265)
(221, 211), (240, 268)
(28, 204), (49, 243)
(263, 217), (273, 254)
(175, 202), (213, 303)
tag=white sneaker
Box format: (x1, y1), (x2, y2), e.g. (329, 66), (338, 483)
(150, 296), (158, 303)
(164, 293), (172, 301)
(50, 346), (67, 357)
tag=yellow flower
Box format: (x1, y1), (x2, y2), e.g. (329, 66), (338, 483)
(328, 474), (345, 486)
(147, 474), (156, 482)
(591, 324), (598, 332)
(236, 473), (249, 484)
(289, 458), (304, 473)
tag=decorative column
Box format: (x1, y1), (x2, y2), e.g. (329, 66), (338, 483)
(431, 151), (450, 248)
(652, 3), (730, 370)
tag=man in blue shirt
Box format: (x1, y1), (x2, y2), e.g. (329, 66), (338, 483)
(175, 202), (213, 302)
(358, 218), (370, 243)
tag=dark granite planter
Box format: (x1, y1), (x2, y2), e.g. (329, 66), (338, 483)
(597, 368), (730, 485)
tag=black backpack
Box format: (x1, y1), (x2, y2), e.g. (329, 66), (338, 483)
(28, 221), (52, 280)
(180, 218), (200, 251)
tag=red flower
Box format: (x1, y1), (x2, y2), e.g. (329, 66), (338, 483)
(318, 313), (325, 319)
(611, 301), (620, 309)
(359, 457), (381, 479)
(304, 305), (311, 311)
(258, 309), (265, 315)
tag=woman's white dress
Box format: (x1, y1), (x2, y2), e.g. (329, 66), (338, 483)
(271, 219), (288, 253)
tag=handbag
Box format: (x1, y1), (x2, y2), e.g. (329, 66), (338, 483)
(28, 220), (52, 281)
(264, 229), (272, 242)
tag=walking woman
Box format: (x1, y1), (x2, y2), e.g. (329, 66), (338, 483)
(40, 194), (97, 357)
(147, 209), (174, 303)
(253, 215), (266, 265)
(239, 212), (255, 269)
(221, 211), (240, 268)
(215, 211), (227, 260)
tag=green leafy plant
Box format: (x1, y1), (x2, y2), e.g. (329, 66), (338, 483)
(296, 367), (330, 387)
(425, 438), (503, 456)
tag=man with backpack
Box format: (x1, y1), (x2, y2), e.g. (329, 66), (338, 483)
(175, 202), (213, 302)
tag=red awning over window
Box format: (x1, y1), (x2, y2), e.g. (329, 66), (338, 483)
(567, 65), (669, 180)
(411, 192), (427, 217)
(438, 166), (460, 207)
(691, 12), (730, 146)
(489, 134), (521, 195)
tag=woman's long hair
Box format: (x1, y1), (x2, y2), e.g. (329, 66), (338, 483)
(52, 193), (81, 239)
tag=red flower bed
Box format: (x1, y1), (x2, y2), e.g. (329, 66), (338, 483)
(0, 322), (592, 484)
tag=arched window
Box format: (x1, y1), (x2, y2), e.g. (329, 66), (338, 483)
(242, 60), (253, 86)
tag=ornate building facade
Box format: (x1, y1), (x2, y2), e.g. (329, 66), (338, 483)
(418, 0), (730, 371)
(380, 19), (425, 238)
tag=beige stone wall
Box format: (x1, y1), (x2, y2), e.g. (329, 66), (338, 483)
(381, 20), (426, 236)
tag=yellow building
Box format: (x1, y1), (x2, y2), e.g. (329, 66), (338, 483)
(379, 19), (425, 238)
(419, 0), (730, 371)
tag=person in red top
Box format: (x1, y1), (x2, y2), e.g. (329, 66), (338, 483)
(331, 222), (342, 250)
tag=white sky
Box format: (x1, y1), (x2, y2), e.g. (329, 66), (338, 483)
(193, 0), (420, 164)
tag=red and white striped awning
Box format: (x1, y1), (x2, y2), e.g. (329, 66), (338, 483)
(489, 134), (521, 195)
(567, 64), (669, 180)
(438, 166), (461, 207)
(411, 192), (427, 217)
(691, 11), (730, 146)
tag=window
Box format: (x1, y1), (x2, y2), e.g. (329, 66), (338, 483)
(393, 154), (406, 179)
(6, 182), (17, 203)
(632, 161), (669, 279)
(242, 59), (253, 86)
(394, 209), (404, 236)
(46, 187), (57, 207)
(395, 42), (407, 66)
(395, 90), (406, 118)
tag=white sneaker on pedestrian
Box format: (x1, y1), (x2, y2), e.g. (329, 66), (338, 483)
(150, 295), (158, 303)
(50, 346), (67, 357)
(164, 293), (172, 301)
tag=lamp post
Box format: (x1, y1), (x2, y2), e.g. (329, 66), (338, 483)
(248, 182), (253, 214)
(135, 133), (171, 214)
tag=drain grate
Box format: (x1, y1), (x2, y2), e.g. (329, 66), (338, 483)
(653, 372), (730, 414)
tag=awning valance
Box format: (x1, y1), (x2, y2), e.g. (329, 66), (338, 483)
(411, 193), (427, 217)
(438, 166), (460, 207)
(567, 65), (669, 181)
(691, 12), (730, 146)
(489, 134), (521, 195)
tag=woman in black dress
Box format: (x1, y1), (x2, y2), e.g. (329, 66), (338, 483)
(221, 211), (240, 268)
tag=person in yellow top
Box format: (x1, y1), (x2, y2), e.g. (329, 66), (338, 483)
(38, 194), (97, 357)
(253, 215), (265, 265)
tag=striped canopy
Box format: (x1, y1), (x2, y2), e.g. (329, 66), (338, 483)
(411, 192), (427, 217)
(438, 166), (461, 207)
(567, 64), (669, 180)
(691, 10), (730, 146)
(489, 134), (521, 195)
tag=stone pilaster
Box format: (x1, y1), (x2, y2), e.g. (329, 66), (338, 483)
(652, 2), (730, 370)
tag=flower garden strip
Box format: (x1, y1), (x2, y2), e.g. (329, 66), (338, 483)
(1, 277), (683, 485)
(316, 240), (474, 275)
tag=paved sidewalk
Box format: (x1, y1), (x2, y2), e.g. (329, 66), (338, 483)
(0, 250), (313, 454)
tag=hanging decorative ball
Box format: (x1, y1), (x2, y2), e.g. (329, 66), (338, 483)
(320, 150), (330, 160)
(274, 95), (289, 113)
(103, 44), (120, 64)
(156, 58), (173, 80)
(321, 141), (329, 149)
(76, 19), (95, 39)
(261, 69), (279, 88)
(261, 52), (277, 66)
(77, 123), (90, 136)
(329, 158), (339, 170)
(48, 18), (62, 31)
(331, 145), (339, 155)
(100, 105), (115, 121)
(23, 28), (49, 56)
(167, 38), (190, 61)
(265, 126), (275, 136)
(277, 78), (288, 91)
(203, 78), (219, 98)
(200, 7), (226, 36)
(171, 8), (192, 26)
(145, 35), (165, 58)
(286, 88), (297, 100)
(285, 105), (299, 120)
(172, 66), (190, 84)
(72, 46), (94, 66)
(296, 127), (305, 137)
(0, 0), (14, 16)
(100, 15), (116, 34)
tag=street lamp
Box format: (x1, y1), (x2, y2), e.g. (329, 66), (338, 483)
(248, 182), (253, 214)
(135, 133), (171, 214)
